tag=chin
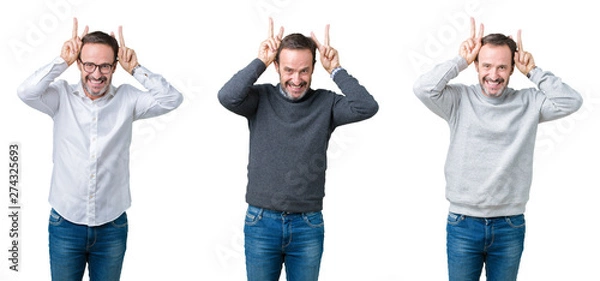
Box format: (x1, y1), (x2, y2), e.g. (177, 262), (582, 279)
(290, 92), (307, 101)
(484, 88), (505, 98)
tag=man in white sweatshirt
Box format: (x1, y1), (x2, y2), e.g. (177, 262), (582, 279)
(413, 18), (582, 281)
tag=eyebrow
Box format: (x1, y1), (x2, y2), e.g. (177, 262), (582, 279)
(79, 58), (116, 65)
(283, 66), (311, 72)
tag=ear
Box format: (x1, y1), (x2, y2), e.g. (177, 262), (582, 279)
(274, 61), (279, 73)
(474, 61), (479, 72)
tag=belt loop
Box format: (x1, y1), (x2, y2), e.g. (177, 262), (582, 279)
(257, 206), (264, 218)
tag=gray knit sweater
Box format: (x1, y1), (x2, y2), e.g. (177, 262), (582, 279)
(414, 56), (582, 217)
(219, 59), (378, 212)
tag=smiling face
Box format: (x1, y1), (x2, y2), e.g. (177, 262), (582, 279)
(77, 43), (116, 100)
(274, 48), (314, 101)
(474, 44), (514, 98)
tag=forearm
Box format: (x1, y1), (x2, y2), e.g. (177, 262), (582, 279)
(333, 69), (378, 119)
(413, 56), (467, 100)
(217, 59), (266, 115)
(17, 57), (67, 115)
(531, 67), (584, 121)
(133, 65), (183, 114)
(413, 56), (467, 120)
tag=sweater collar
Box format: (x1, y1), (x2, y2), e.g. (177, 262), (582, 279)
(476, 84), (508, 105)
(277, 84), (313, 103)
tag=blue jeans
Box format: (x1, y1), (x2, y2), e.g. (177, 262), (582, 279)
(48, 209), (128, 281)
(446, 213), (526, 281)
(244, 205), (325, 281)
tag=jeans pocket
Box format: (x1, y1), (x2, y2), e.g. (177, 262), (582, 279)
(48, 209), (63, 226)
(111, 212), (128, 228)
(244, 209), (262, 226)
(447, 213), (464, 226)
(303, 212), (324, 228)
(505, 215), (526, 228)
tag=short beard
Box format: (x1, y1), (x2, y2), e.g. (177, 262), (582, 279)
(83, 75), (109, 98)
(280, 84), (308, 101)
(480, 77), (507, 98)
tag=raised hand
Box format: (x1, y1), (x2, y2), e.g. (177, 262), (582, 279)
(60, 17), (88, 66)
(459, 17), (484, 65)
(258, 17), (284, 66)
(311, 24), (340, 74)
(514, 30), (536, 76)
(115, 26), (139, 74)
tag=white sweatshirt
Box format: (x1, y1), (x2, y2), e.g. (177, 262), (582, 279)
(413, 56), (583, 217)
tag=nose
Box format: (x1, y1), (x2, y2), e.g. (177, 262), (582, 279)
(291, 72), (301, 81)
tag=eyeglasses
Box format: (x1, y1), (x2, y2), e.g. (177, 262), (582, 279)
(79, 60), (116, 74)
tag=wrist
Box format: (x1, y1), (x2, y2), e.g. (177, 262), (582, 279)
(131, 64), (141, 75)
(526, 66), (537, 78)
(330, 66), (343, 79)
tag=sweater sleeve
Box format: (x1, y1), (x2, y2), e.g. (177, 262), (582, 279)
(331, 69), (379, 127)
(413, 56), (470, 122)
(217, 59), (266, 117)
(528, 67), (583, 122)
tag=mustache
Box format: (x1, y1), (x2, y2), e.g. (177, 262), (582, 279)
(484, 77), (505, 83)
(287, 81), (307, 87)
(85, 75), (108, 83)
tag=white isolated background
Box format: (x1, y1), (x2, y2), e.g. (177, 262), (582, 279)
(1, 0), (598, 280)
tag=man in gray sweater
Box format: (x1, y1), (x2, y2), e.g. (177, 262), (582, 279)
(218, 18), (378, 281)
(413, 18), (582, 280)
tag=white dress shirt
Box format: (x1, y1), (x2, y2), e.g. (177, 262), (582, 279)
(18, 57), (183, 226)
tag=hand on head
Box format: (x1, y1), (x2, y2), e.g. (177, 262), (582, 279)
(459, 17), (484, 65)
(60, 18), (88, 66)
(311, 24), (340, 74)
(258, 17), (284, 66)
(62, 18), (139, 74)
(514, 30), (536, 75)
(111, 26), (139, 74)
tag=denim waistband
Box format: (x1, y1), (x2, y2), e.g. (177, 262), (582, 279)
(451, 212), (524, 220)
(247, 205), (321, 219)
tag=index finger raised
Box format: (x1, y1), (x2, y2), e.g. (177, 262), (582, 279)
(469, 17), (475, 38)
(118, 25), (126, 47)
(323, 24), (330, 47)
(268, 17), (274, 38)
(72, 17), (79, 39)
(516, 29), (523, 50)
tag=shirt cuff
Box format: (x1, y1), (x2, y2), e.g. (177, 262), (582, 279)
(330, 66), (344, 79)
(526, 66), (539, 79)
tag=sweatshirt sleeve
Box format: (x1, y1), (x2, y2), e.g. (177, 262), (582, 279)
(528, 67), (583, 122)
(17, 57), (69, 117)
(413, 56), (469, 122)
(217, 59), (266, 117)
(331, 68), (379, 127)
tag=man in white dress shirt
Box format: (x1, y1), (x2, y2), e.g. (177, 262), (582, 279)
(17, 18), (183, 281)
